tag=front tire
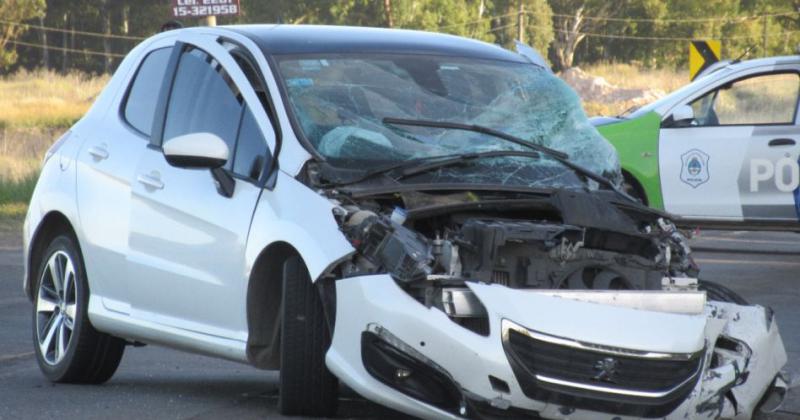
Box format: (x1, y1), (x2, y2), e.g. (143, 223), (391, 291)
(32, 235), (125, 383)
(278, 256), (338, 417)
(698, 279), (749, 305)
(622, 177), (647, 205)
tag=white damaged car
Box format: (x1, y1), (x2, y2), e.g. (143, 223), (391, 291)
(23, 25), (788, 419)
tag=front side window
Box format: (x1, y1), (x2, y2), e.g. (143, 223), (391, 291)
(123, 48), (171, 136)
(690, 72), (800, 126)
(233, 107), (269, 180)
(163, 48), (244, 169)
(163, 46), (271, 180)
(276, 54), (620, 189)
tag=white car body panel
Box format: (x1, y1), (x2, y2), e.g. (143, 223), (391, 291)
(660, 125), (749, 218)
(75, 33), (178, 314)
(330, 275), (786, 420)
(244, 171), (354, 283)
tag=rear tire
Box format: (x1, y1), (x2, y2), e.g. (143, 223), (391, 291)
(698, 279), (749, 305)
(32, 235), (125, 384)
(278, 256), (338, 417)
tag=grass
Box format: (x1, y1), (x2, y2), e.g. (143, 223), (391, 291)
(0, 69), (97, 235)
(0, 69), (107, 129)
(577, 62), (687, 117)
(583, 62), (688, 93)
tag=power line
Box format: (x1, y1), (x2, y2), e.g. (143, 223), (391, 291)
(552, 27), (800, 42)
(547, 10), (800, 24)
(436, 10), (519, 31)
(484, 22), (517, 34)
(5, 39), (127, 58)
(0, 19), (145, 41)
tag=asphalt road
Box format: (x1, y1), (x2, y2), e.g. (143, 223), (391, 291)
(0, 230), (798, 420)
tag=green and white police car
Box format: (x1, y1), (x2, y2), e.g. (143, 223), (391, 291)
(593, 56), (800, 229)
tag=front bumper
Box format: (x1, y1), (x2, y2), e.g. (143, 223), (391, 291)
(327, 275), (787, 419)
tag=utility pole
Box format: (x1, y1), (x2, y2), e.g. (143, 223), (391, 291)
(38, 15), (48, 69)
(762, 15), (768, 57)
(100, 0), (112, 73)
(517, 1), (525, 43)
(61, 13), (68, 73)
(205, 15), (217, 26)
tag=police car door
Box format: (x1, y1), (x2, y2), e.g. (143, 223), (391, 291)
(658, 67), (800, 222)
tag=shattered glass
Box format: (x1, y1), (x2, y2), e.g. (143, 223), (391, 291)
(278, 54), (621, 188)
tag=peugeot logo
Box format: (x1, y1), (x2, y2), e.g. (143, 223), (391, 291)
(592, 357), (619, 383)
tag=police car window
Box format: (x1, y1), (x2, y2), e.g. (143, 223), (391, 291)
(233, 106), (270, 180)
(163, 47), (244, 170)
(123, 48), (171, 136)
(690, 73), (800, 126)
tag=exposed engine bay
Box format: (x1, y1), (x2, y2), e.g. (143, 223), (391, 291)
(330, 188), (698, 328)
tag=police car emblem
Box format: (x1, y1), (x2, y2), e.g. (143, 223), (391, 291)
(680, 149), (710, 188)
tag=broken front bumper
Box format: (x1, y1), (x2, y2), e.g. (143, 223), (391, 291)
(326, 275), (787, 419)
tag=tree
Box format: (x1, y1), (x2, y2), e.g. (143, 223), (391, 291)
(0, 0), (45, 69)
(548, 0), (614, 70)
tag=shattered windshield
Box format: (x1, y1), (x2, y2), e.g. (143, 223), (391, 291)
(277, 54), (621, 188)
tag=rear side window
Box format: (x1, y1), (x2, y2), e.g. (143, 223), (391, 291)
(163, 48), (243, 169)
(123, 48), (171, 136)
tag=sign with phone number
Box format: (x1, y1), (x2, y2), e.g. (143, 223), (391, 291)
(172, 0), (240, 18)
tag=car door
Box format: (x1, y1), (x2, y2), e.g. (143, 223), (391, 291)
(76, 46), (172, 313)
(658, 68), (800, 221)
(126, 39), (274, 339)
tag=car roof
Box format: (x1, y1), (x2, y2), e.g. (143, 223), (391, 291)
(723, 55), (800, 71)
(225, 24), (528, 63)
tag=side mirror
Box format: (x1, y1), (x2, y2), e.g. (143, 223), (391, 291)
(163, 132), (229, 169)
(669, 105), (695, 127)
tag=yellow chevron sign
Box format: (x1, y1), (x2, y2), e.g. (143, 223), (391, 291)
(690, 40), (721, 80)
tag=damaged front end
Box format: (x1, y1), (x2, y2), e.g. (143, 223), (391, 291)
(320, 187), (789, 419)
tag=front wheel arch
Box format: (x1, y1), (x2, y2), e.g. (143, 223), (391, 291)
(621, 170), (649, 206)
(245, 241), (303, 369)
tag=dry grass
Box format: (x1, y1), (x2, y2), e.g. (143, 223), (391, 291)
(0, 126), (63, 210)
(0, 70), (94, 228)
(577, 63), (688, 117)
(583, 62), (688, 93)
(0, 69), (107, 129)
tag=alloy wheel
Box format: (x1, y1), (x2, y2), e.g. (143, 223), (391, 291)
(35, 251), (78, 365)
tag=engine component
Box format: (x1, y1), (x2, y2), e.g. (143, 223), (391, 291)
(344, 212), (433, 282)
(455, 219), (667, 290)
(431, 236), (462, 277)
(662, 277), (699, 292)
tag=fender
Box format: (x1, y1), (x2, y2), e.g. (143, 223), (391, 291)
(244, 171), (354, 282)
(23, 132), (87, 298)
(597, 111), (665, 209)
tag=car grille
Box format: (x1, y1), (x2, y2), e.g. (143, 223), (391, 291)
(502, 320), (704, 418)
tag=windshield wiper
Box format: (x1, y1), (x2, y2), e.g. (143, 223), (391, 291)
(383, 117), (568, 159)
(381, 117), (619, 191)
(331, 150), (543, 186)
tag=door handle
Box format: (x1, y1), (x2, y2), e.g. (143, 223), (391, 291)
(136, 173), (164, 190)
(768, 138), (796, 147)
(87, 145), (109, 160)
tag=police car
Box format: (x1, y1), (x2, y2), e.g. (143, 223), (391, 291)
(593, 56), (800, 229)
